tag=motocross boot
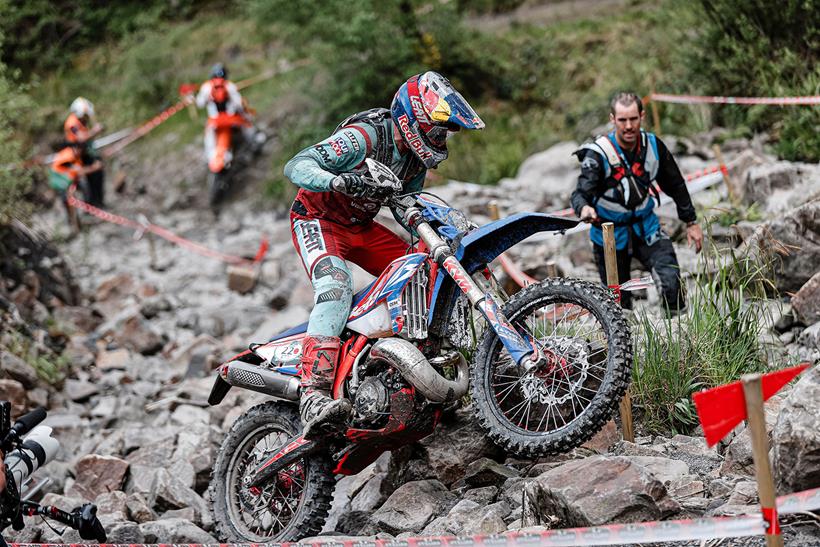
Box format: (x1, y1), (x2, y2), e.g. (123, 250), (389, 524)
(299, 335), (352, 439)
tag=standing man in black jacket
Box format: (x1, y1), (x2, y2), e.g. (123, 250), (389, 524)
(570, 92), (703, 313)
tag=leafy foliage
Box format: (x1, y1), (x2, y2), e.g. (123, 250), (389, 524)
(0, 0), (202, 73)
(685, 0), (820, 161)
(0, 38), (34, 222)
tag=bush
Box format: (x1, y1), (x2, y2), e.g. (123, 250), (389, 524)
(685, 0), (820, 161)
(0, 56), (33, 222)
(0, 0), (203, 73)
(631, 240), (779, 434)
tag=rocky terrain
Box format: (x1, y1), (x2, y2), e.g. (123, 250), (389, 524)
(1, 131), (818, 545)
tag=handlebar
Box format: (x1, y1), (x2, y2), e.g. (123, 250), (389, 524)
(23, 502), (106, 543)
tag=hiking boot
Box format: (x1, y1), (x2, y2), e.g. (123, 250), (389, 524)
(299, 390), (352, 439)
(298, 334), (351, 438)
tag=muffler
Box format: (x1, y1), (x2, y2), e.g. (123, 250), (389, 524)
(219, 360), (300, 401)
(369, 339), (469, 403)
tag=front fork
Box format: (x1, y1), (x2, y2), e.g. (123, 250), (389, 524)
(408, 209), (539, 369)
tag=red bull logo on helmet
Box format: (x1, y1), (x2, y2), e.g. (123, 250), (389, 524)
(397, 114), (433, 160)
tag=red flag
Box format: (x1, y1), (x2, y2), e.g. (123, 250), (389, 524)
(693, 363), (810, 447)
(178, 83), (198, 97)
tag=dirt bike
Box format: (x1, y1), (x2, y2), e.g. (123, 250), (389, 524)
(207, 159), (632, 542)
(206, 112), (264, 209)
(0, 405), (106, 546)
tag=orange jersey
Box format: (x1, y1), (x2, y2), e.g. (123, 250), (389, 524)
(51, 147), (81, 178)
(64, 113), (90, 144)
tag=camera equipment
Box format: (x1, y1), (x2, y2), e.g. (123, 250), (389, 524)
(0, 405), (106, 546)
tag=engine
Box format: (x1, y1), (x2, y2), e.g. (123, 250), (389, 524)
(351, 369), (406, 426)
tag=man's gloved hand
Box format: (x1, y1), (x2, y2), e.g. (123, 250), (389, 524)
(331, 173), (391, 200)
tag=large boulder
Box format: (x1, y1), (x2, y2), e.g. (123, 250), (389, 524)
(368, 479), (459, 535)
(524, 456), (680, 526)
(388, 408), (504, 487)
(791, 272), (820, 325)
(740, 162), (820, 214)
(67, 454), (130, 500)
(0, 349), (39, 388)
(744, 199), (820, 293)
(772, 365), (820, 492)
(498, 141), (581, 211)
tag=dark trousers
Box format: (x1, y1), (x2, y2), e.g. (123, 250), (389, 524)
(592, 230), (685, 312)
(81, 150), (105, 207)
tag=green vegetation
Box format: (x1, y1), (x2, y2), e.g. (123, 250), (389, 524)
(630, 240), (779, 434)
(1, 0), (816, 203)
(0, 40), (34, 221)
(686, 0), (819, 162)
(712, 202), (763, 227)
(1, 329), (68, 385)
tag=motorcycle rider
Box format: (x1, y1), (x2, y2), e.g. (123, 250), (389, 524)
(195, 63), (260, 170)
(284, 71), (484, 437)
(64, 97), (105, 207)
(571, 92), (703, 313)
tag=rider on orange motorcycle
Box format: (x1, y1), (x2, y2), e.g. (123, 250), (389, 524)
(195, 63), (259, 172)
(284, 71), (484, 437)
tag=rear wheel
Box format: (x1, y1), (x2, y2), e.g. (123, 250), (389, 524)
(471, 278), (632, 457)
(210, 402), (335, 542)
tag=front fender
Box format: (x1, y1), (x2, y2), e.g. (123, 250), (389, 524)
(457, 212), (579, 274)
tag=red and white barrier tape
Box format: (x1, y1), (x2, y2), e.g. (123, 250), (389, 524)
(2, 516), (769, 547)
(101, 97), (194, 158)
(649, 93), (820, 106)
(9, 487), (819, 547)
(777, 486), (820, 515)
(66, 185), (267, 266)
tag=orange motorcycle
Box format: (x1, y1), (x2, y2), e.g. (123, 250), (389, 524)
(207, 112), (253, 208)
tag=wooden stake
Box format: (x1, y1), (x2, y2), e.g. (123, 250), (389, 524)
(649, 77), (662, 135)
(602, 223), (634, 442)
(147, 233), (157, 270)
(712, 144), (739, 205)
(741, 374), (783, 547)
(488, 200), (500, 221)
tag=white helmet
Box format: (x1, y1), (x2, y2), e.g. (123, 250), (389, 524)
(70, 97), (95, 119)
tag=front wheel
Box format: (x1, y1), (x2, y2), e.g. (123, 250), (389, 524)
(471, 278), (632, 457)
(209, 402), (335, 542)
(208, 170), (230, 208)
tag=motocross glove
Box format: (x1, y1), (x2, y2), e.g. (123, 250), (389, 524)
(331, 173), (391, 201)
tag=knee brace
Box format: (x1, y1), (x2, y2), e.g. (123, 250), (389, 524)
(307, 256), (353, 337)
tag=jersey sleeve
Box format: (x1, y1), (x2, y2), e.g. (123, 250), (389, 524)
(570, 148), (605, 215)
(654, 138), (696, 223)
(284, 124), (373, 192)
(195, 82), (211, 108)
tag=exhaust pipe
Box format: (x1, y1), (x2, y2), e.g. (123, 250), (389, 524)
(369, 339), (469, 403)
(220, 361), (301, 401)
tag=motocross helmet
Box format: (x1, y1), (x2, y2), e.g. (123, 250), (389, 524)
(70, 97), (95, 119)
(390, 71), (484, 169)
(210, 63), (228, 79)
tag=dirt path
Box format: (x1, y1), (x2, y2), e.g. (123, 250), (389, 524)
(465, 0), (627, 32)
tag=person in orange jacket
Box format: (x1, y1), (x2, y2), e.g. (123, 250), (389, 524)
(49, 144), (102, 227)
(64, 97), (106, 207)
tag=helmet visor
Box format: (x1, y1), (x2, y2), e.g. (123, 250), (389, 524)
(419, 72), (485, 130)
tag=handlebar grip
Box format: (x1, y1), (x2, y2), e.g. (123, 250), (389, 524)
(77, 504), (107, 543)
(11, 408), (47, 437)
